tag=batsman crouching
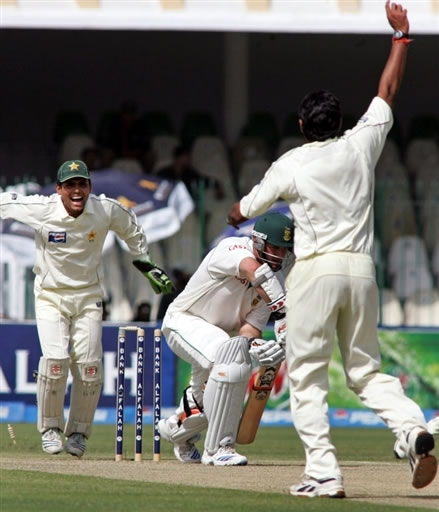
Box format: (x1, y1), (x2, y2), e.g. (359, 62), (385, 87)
(159, 213), (294, 465)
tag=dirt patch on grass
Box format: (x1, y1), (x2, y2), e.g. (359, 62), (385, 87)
(1, 456), (438, 509)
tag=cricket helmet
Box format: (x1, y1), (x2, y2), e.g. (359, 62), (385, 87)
(251, 212), (294, 270)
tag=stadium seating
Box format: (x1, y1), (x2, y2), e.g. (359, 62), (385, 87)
(151, 134), (180, 172)
(241, 111), (279, 153)
(419, 179), (439, 253)
(237, 158), (270, 196)
(388, 235), (430, 275)
(181, 111), (217, 149)
(374, 183), (418, 252)
(376, 139), (401, 168)
(405, 138), (439, 179)
(191, 136), (235, 191)
(432, 242), (439, 287)
(191, 136), (229, 179)
(58, 134), (95, 164)
(378, 288), (404, 327)
(232, 136), (271, 175)
(404, 289), (439, 327)
(141, 110), (175, 139)
(110, 157), (144, 175)
(375, 162), (410, 192)
(161, 211), (201, 274)
(388, 235), (433, 301)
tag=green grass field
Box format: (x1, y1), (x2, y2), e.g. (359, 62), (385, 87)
(0, 424), (432, 512)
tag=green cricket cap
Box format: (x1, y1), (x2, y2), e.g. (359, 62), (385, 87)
(57, 160), (90, 183)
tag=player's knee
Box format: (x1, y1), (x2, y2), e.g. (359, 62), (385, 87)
(38, 357), (70, 380)
(211, 336), (252, 383)
(71, 360), (103, 383)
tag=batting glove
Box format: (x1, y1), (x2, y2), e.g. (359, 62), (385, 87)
(249, 338), (285, 366)
(132, 256), (175, 295)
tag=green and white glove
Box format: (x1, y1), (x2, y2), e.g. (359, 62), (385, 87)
(132, 256), (175, 295)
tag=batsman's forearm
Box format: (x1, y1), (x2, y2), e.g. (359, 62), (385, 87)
(377, 40), (409, 109)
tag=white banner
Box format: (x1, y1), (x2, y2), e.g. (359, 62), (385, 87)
(2, 1), (438, 34)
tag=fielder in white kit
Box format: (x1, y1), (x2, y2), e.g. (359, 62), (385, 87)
(159, 212), (293, 465)
(227, 1), (436, 497)
(0, 160), (173, 456)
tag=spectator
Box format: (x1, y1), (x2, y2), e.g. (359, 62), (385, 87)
(157, 145), (224, 207)
(133, 301), (152, 322)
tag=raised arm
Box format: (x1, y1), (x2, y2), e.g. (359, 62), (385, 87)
(377, 1), (411, 108)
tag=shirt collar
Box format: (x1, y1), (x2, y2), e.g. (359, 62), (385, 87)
(305, 137), (338, 148)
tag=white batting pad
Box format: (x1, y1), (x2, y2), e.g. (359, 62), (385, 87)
(159, 412), (208, 444)
(203, 336), (252, 455)
(37, 357), (70, 433)
(64, 360), (103, 438)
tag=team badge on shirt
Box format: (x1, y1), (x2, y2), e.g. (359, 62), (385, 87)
(48, 232), (67, 243)
(87, 231), (97, 242)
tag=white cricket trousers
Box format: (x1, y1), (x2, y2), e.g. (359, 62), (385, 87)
(162, 309), (230, 412)
(285, 252), (427, 480)
(35, 287), (103, 362)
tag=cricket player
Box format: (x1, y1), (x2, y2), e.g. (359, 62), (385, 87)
(158, 212), (293, 465)
(227, 1), (437, 497)
(0, 160), (173, 457)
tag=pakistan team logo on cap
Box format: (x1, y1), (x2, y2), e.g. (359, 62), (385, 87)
(283, 227), (292, 242)
(57, 159), (90, 183)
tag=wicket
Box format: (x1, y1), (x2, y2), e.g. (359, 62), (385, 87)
(115, 326), (161, 462)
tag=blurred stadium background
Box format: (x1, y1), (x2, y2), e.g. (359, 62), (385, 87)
(1, 0), (438, 327)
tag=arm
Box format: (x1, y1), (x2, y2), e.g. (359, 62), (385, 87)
(238, 257), (285, 311)
(0, 191), (47, 227)
(108, 200), (174, 294)
(226, 202), (249, 229)
(227, 161), (284, 228)
(377, 1), (411, 108)
(108, 200), (148, 256)
(239, 321), (262, 340)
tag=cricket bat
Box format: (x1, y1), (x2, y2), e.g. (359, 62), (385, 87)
(236, 363), (281, 444)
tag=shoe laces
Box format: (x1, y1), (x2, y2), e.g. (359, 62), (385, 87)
(218, 444), (236, 455)
(44, 428), (60, 440)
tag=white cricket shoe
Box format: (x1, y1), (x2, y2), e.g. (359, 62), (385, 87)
(173, 435), (202, 464)
(290, 475), (345, 498)
(427, 417), (439, 436)
(393, 427), (437, 489)
(158, 418), (201, 464)
(201, 445), (248, 466)
(65, 433), (86, 457)
(41, 428), (64, 455)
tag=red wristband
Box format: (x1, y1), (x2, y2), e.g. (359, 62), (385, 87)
(392, 37), (413, 44)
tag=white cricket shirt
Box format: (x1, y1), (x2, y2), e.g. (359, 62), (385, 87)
(167, 236), (272, 334)
(240, 97), (393, 260)
(0, 192), (148, 291)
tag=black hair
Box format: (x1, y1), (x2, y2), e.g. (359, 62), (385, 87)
(298, 90), (342, 142)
